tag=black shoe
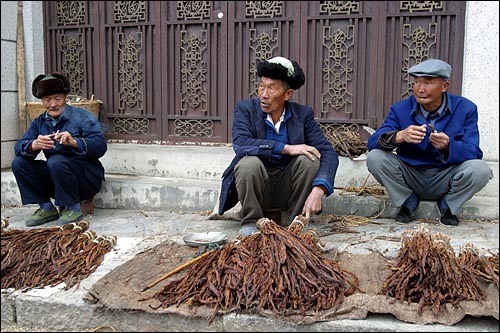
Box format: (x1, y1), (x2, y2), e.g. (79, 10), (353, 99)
(439, 207), (459, 226)
(395, 206), (416, 223)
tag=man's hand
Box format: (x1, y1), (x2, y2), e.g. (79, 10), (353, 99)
(429, 131), (450, 150)
(396, 124), (427, 144)
(283, 144), (321, 161)
(31, 134), (56, 150)
(301, 186), (325, 217)
(53, 131), (78, 148)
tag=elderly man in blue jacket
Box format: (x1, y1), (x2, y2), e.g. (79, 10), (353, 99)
(367, 59), (492, 226)
(218, 56), (339, 236)
(12, 72), (107, 226)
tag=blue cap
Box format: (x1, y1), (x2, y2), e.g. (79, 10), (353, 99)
(408, 59), (452, 80)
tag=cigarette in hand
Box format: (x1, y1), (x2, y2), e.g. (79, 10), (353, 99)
(50, 130), (60, 144)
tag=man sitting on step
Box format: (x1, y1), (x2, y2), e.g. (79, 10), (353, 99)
(366, 59), (492, 226)
(12, 72), (107, 227)
(217, 56), (339, 236)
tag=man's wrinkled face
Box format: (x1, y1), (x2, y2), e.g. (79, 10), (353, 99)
(41, 93), (66, 118)
(257, 77), (293, 115)
(411, 76), (449, 111)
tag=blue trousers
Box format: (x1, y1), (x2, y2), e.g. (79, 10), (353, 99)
(11, 154), (102, 207)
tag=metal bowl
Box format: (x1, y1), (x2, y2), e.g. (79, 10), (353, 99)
(183, 232), (228, 247)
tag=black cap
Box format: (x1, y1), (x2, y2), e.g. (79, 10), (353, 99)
(257, 56), (305, 90)
(32, 72), (71, 98)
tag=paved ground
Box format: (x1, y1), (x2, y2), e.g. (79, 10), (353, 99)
(1, 205), (499, 332)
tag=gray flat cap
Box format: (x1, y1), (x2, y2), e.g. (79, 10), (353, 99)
(408, 59), (452, 80)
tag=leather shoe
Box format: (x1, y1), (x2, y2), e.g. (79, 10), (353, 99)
(395, 206), (416, 223)
(438, 206), (459, 226)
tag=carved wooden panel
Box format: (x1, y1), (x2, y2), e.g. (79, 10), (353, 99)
(43, 1), (466, 143)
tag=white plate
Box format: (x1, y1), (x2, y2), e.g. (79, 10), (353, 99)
(183, 232), (228, 247)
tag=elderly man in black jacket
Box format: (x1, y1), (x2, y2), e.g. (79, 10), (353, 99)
(218, 56), (339, 235)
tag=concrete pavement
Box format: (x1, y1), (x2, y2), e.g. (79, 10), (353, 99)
(1, 145), (498, 331)
(1, 205), (498, 332)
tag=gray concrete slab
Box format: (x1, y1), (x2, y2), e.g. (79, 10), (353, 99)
(2, 144), (498, 219)
(1, 205), (498, 332)
(2, 170), (498, 219)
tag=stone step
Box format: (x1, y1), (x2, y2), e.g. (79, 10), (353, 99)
(2, 170), (498, 220)
(2, 144), (498, 219)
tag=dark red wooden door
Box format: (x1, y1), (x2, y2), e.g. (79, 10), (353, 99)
(43, 1), (465, 144)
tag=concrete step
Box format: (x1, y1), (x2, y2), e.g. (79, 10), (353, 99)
(100, 143), (499, 196)
(2, 144), (498, 219)
(2, 206), (498, 332)
(2, 170), (498, 220)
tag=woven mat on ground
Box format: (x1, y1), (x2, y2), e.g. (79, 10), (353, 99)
(84, 239), (499, 325)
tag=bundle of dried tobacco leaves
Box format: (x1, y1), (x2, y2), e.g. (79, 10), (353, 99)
(145, 215), (358, 323)
(380, 224), (485, 315)
(457, 244), (499, 288)
(1, 221), (116, 290)
(322, 123), (368, 158)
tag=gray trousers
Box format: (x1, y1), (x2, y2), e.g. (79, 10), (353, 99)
(234, 155), (319, 226)
(366, 149), (493, 215)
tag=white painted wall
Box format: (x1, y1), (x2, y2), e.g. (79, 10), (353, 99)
(463, 1), (499, 161)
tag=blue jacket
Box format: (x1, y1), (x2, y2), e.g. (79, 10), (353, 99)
(218, 98), (339, 215)
(15, 104), (107, 184)
(367, 93), (483, 167)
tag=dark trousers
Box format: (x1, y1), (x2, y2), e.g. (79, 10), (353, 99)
(234, 155), (320, 225)
(11, 155), (101, 207)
